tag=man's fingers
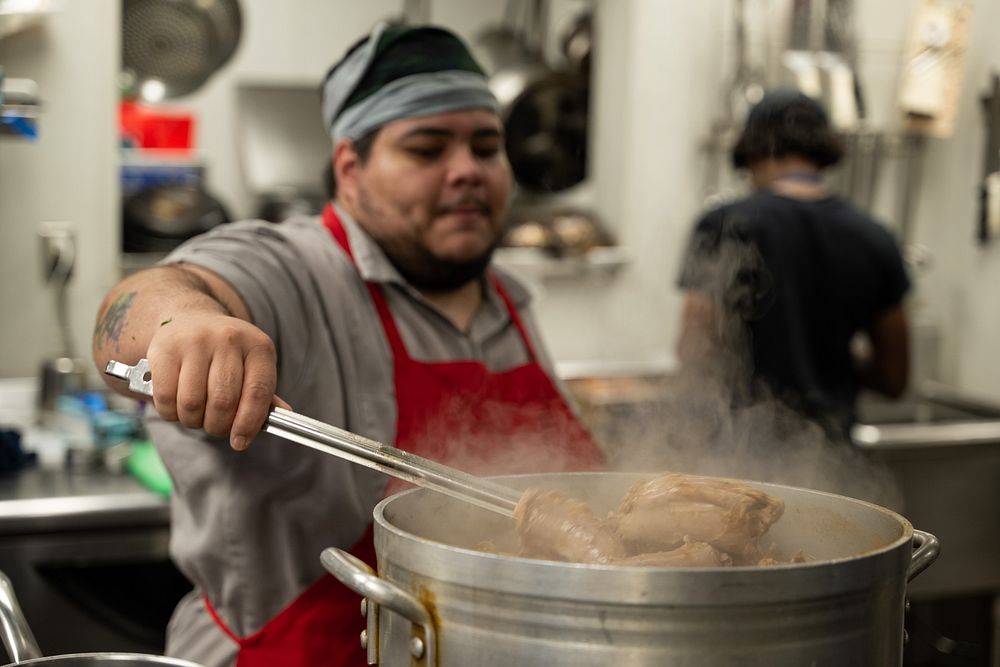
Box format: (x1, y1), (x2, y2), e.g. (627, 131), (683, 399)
(203, 348), (244, 436)
(176, 355), (211, 429)
(272, 395), (293, 410)
(148, 355), (181, 422)
(229, 344), (278, 451)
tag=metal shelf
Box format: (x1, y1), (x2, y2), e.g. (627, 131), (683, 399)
(493, 246), (628, 281)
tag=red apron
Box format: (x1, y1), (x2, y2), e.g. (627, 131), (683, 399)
(205, 204), (604, 666)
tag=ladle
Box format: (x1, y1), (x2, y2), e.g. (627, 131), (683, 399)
(105, 359), (521, 517)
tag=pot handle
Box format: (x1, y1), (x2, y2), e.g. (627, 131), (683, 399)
(907, 529), (940, 583)
(321, 548), (436, 666)
(0, 570), (43, 663)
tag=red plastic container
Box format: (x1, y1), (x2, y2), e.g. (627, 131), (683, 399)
(120, 101), (195, 152)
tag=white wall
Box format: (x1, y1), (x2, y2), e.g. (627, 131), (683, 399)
(2, 0), (1000, 404)
(0, 1), (120, 379)
(818, 0), (1000, 399)
(904, 0), (1000, 398)
(529, 0), (728, 367)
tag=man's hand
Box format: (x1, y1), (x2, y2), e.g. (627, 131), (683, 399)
(857, 304), (910, 399)
(146, 313), (289, 450)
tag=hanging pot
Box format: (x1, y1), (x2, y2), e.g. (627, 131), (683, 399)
(122, 184), (230, 253)
(475, 16), (590, 193)
(121, 0), (242, 100)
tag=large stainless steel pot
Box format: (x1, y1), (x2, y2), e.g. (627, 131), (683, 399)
(323, 472), (939, 666)
(0, 571), (202, 667)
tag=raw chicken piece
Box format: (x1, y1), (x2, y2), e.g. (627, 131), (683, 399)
(611, 472), (784, 561)
(612, 538), (732, 567)
(514, 489), (626, 564)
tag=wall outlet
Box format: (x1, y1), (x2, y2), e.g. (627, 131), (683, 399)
(37, 221), (76, 285)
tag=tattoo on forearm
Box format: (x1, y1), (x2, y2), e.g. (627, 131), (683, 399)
(95, 291), (136, 352)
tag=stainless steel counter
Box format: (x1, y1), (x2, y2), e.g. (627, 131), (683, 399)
(0, 465), (169, 535)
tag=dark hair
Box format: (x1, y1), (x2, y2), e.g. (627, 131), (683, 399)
(731, 90), (844, 169)
(325, 129), (380, 199)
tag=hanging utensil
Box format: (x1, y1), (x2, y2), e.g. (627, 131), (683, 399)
(104, 359), (521, 518)
(979, 73), (1000, 243)
(780, 0), (863, 130)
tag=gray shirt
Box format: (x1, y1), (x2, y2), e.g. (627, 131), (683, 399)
(151, 207), (559, 665)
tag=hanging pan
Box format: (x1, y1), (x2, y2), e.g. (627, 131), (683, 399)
(121, 0), (242, 101)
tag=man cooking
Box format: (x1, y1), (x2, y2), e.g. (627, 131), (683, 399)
(676, 89), (911, 442)
(92, 23), (603, 667)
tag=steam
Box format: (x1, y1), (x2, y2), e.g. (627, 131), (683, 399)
(396, 395), (597, 481)
(605, 224), (903, 510)
(605, 376), (903, 510)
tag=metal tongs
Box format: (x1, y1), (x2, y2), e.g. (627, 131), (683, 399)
(106, 358), (522, 517)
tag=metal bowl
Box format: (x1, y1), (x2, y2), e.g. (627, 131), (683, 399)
(1, 571), (203, 667)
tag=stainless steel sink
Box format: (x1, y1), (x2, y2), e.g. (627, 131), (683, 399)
(856, 379), (1000, 426)
(853, 381), (1000, 600)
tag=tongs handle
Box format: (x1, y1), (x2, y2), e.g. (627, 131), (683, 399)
(105, 359), (520, 517)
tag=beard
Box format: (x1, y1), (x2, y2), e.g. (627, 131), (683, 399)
(377, 236), (497, 292)
(357, 189), (502, 292)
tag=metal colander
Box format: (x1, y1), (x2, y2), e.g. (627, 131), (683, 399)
(122, 0), (242, 99)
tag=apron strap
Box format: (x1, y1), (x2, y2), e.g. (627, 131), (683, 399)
(322, 204), (410, 358)
(202, 594), (245, 646)
(488, 273), (539, 364)
(321, 203), (353, 261)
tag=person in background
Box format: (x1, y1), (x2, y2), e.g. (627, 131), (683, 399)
(92, 23), (603, 667)
(676, 88), (911, 442)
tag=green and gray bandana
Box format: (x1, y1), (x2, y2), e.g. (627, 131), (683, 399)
(321, 23), (498, 144)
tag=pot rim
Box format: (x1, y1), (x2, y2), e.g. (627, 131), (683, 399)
(373, 472), (915, 605)
(2, 654), (203, 666)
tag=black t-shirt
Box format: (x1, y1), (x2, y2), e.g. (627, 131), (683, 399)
(678, 190), (910, 434)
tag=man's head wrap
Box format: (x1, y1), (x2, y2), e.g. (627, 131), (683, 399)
(321, 23), (498, 145)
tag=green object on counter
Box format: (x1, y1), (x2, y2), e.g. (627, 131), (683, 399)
(126, 440), (172, 496)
